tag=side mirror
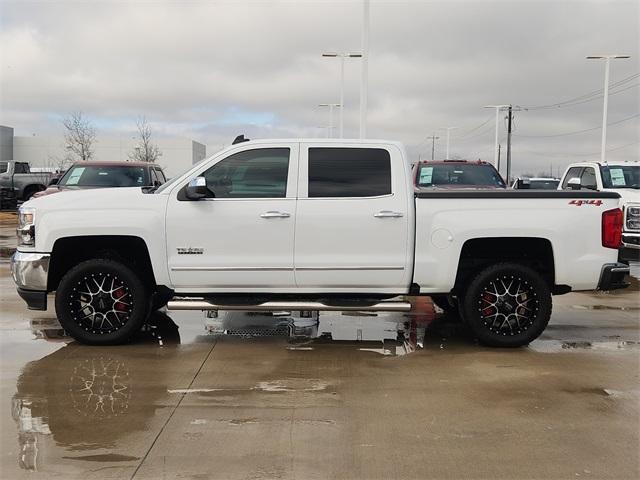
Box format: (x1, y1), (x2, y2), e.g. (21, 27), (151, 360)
(48, 177), (59, 186)
(567, 177), (581, 190)
(185, 176), (209, 200)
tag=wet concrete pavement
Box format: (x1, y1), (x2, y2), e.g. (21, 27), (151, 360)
(1, 258), (639, 480)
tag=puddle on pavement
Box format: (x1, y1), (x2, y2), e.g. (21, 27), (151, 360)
(571, 304), (640, 311)
(529, 339), (640, 353)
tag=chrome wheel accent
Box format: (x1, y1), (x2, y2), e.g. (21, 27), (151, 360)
(477, 275), (539, 336)
(69, 273), (133, 334)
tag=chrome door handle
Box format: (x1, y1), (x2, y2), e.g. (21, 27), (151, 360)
(374, 210), (404, 218)
(260, 211), (291, 219)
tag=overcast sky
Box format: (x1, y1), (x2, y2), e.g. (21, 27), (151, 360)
(1, 0), (638, 176)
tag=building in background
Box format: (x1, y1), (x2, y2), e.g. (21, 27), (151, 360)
(0, 126), (206, 178)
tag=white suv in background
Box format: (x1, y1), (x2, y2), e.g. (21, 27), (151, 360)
(559, 161), (639, 260)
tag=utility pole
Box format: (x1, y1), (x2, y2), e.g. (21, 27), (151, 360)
(426, 135), (439, 160)
(359, 0), (370, 139)
(484, 105), (510, 168)
(587, 54), (630, 162)
(506, 105), (513, 184)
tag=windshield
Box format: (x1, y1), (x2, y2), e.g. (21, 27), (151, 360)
(600, 165), (639, 189)
(0, 162), (7, 174)
(58, 165), (148, 187)
(417, 163), (505, 188)
(529, 179), (559, 190)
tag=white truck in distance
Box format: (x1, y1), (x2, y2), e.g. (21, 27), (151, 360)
(12, 139), (630, 347)
(558, 161), (639, 261)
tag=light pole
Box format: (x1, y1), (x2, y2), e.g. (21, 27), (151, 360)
(319, 103), (341, 138)
(360, 0), (370, 139)
(587, 54), (630, 162)
(322, 53), (363, 138)
(484, 105), (510, 169)
(440, 127), (457, 159)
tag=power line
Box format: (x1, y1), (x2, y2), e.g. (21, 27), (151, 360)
(514, 112), (639, 138)
(521, 74), (639, 110)
(519, 140), (640, 158)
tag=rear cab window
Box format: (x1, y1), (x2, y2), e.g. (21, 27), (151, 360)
(307, 147), (392, 197)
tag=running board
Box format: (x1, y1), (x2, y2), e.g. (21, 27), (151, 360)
(166, 298), (412, 312)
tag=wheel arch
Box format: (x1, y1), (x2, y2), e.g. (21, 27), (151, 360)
(453, 237), (559, 294)
(48, 235), (156, 292)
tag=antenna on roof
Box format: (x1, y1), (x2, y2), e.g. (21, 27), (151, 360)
(232, 134), (250, 145)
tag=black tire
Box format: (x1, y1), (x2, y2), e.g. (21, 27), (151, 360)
(461, 262), (552, 347)
(55, 258), (150, 345)
(23, 185), (45, 201)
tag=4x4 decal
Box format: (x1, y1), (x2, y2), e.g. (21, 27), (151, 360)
(569, 199), (603, 206)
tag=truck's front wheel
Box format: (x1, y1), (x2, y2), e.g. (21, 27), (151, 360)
(55, 259), (150, 345)
(461, 263), (551, 347)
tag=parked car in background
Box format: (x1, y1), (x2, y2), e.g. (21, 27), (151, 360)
(413, 160), (506, 189)
(0, 161), (54, 202)
(34, 161), (167, 198)
(559, 161), (639, 260)
(511, 177), (560, 190)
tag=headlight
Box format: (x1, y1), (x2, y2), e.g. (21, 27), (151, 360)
(625, 204), (640, 231)
(17, 207), (36, 246)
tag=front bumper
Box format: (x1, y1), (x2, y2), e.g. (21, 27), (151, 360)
(597, 262), (630, 291)
(10, 252), (50, 311)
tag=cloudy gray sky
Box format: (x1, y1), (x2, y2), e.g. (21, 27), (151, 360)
(1, 0), (638, 176)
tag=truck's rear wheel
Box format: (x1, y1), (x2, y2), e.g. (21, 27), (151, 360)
(55, 259), (149, 345)
(461, 263), (551, 347)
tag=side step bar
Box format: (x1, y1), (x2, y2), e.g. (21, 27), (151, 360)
(167, 298), (412, 312)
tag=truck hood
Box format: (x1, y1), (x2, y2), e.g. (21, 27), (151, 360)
(24, 186), (159, 212)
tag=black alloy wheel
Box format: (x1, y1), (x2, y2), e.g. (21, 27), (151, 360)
(55, 259), (149, 345)
(462, 263), (552, 347)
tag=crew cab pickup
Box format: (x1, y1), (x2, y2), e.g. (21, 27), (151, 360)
(0, 161), (53, 202)
(11, 139), (629, 347)
(559, 161), (639, 260)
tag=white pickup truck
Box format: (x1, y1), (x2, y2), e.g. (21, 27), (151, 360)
(558, 161), (639, 261)
(12, 139), (629, 347)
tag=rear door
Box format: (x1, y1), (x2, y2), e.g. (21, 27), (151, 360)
(294, 143), (412, 292)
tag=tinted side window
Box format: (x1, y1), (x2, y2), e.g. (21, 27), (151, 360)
(562, 167), (584, 188)
(581, 168), (597, 189)
(15, 163), (30, 174)
(202, 148), (290, 198)
(308, 148), (392, 198)
(149, 168), (158, 185)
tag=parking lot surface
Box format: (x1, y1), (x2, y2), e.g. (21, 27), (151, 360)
(0, 212), (639, 479)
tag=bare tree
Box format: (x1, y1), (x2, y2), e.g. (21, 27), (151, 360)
(129, 117), (161, 163)
(63, 112), (96, 162)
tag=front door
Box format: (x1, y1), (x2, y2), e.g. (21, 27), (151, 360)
(166, 144), (298, 292)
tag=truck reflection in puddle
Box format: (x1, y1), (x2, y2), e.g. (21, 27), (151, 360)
(202, 309), (430, 356)
(11, 302), (439, 471)
(12, 313), (181, 472)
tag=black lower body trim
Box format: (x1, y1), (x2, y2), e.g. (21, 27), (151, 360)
(597, 263), (630, 291)
(17, 288), (47, 311)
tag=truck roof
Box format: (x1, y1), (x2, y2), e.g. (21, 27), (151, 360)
(231, 138), (405, 147)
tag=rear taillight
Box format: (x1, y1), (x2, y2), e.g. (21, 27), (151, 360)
(602, 208), (623, 249)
